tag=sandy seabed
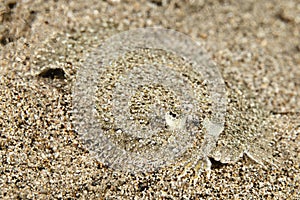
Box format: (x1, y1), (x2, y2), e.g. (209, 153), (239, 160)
(0, 0), (299, 199)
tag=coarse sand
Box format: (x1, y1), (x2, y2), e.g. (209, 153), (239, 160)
(0, 0), (299, 199)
